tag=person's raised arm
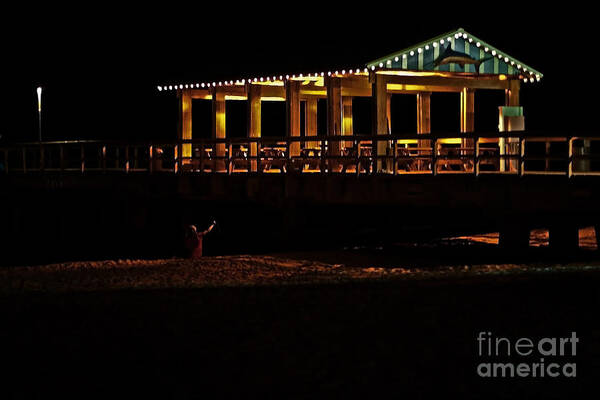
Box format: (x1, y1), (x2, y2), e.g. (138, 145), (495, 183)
(201, 220), (217, 236)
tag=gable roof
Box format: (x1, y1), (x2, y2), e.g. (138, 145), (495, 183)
(367, 28), (542, 82)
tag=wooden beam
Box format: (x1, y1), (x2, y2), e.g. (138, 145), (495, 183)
(387, 84), (463, 93)
(384, 73), (510, 90)
(461, 88), (475, 154)
(305, 98), (318, 148)
(327, 77), (342, 168)
(342, 97), (353, 148)
(260, 85), (286, 100)
(460, 88), (475, 132)
(212, 88), (226, 171)
(386, 94), (392, 134)
(371, 73), (388, 172)
(505, 79), (520, 106)
(178, 90), (192, 159)
(286, 80), (301, 157)
(190, 89), (212, 100)
(416, 92), (431, 134)
(417, 92), (431, 171)
(247, 84), (261, 172)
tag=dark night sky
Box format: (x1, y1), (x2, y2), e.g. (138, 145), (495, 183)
(2, 7), (597, 143)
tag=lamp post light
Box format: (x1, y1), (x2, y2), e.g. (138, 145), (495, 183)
(36, 86), (42, 142)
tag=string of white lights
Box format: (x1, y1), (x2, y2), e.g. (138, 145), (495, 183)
(157, 68), (370, 92)
(157, 30), (542, 92)
(367, 30), (542, 83)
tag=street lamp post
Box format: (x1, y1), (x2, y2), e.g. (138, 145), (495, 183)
(36, 87), (42, 142)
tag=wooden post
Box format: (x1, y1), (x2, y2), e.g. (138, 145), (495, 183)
(416, 92), (431, 171)
(342, 96), (353, 149)
(212, 87), (226, 172)
(460, 88), (475, 164)
(285, 80), (301, 160)
(178, 90), (192, 163)
(327, 77), (342, 172)
(305, 98), (318, 149)
(504, 80), (520, 172)
(386, 94), (392, 134)
(247, 84), (261, 172)
(371, 73), (388, 172)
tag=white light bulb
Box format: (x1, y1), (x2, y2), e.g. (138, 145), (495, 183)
(417, 48), (422, 53)
(476, 42), (481, 47)
(491, 50), (496, 56)
(379, 62), (383, 67)
(440, 39), (444, 44)
(433, 42), (437, 48)
(157, 86), (162, 91)
(410, 51), (414, 56)
(425, 45), (429, 50)
(394, 56), (399, 62)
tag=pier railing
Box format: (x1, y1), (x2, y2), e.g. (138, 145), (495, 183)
(1, 131), (598, 177)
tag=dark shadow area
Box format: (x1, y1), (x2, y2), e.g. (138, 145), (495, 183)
(431, 92), (460, 133)
(276, 236), (600, 270)
(475, 90), (505, 132)
(261, 102), (286, 138)
(352, 97), (372, 134)
(226, 100), (247, 138)
(191, 99), (212, 139)
(1, 270), (598, 398)
(390, 94), (417, 133)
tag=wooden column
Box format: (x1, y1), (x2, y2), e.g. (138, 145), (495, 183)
(416, 92), (431, 171)
(305, 98), (318, 148)
(386, 94), (392, 134)
(286, 80), (301, 157)
(247, 84), (261, 172)
(178, 90), (192, 160)
(212, 87), (226, 171)
(505, 79), (520, 106)
(503, 80), (520, 172)
(327, 77), (342, 171)
(327, 77), (342, 148)
(371, 73), (388, 172)
(416, 92), (431, 133)
(461, 88), (475, 154)
(342, 96), (353, 149)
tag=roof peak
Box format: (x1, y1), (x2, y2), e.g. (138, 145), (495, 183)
(367, 29), (542, 80)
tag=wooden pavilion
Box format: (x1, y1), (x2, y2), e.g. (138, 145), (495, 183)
(158, 28), (543, 174)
